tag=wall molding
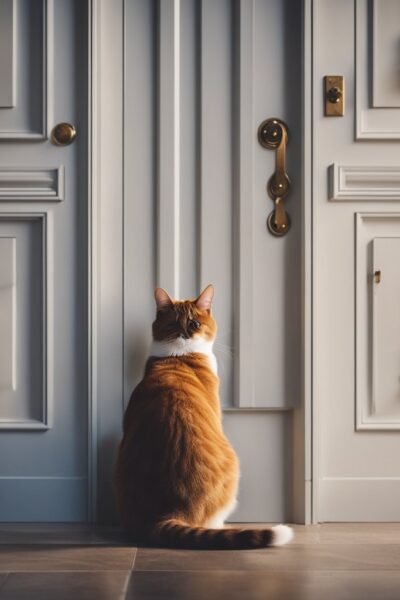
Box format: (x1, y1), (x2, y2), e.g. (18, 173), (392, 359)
(0, 167), (64, 201)
(329, 164), (400, 201)
(0, 212), (53, 431)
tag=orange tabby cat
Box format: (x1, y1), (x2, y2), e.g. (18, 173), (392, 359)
(115, 285), (293, 549)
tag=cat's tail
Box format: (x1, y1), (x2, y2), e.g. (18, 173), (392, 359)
(150, 519), (293, 550)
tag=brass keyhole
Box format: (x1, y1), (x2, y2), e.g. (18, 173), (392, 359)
(327, 87), (342, 104)
(51, 122), (77, 146)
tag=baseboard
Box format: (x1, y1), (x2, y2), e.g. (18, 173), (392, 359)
(0, 477), (87, 522)
(320, 477), (400, 521)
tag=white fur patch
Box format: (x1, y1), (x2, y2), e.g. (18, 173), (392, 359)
(205, 497), (238, 529)
(151, 336), (218, 374)
(271, 524), (294, 546)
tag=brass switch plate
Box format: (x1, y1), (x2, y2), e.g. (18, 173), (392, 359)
(324, 76), (344, 116)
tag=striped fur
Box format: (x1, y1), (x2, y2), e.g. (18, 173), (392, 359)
(115, 286), (293, 550)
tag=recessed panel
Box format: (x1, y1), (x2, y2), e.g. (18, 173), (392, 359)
(0, 0), (47, 139)
(373, 0), (400, 108)
(0, 217), (46, 428)
(355, 0), (400, 138)
(0, 0), (15, 107)
(372, 237), (400, 422)
(0, 238), (16, 390)
(356, 213), (400, 429)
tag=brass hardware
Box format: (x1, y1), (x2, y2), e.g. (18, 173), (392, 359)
(374, 270), (381, 284)
(327, 87), (342, 103)
(51, 122), (76, 146)
(324, 76), (344, 116)
(258, 118), (291, 236)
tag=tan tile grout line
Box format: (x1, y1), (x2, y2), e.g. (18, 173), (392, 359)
(0, 570), (133, 574)
(130, 548), (138, 570)
(2, 568), (400, 575)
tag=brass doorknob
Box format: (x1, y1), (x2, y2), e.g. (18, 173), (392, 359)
(51, 122), (76, 146)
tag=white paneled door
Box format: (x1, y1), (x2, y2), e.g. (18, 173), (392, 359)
(0, 0), (89, 521)
(123, 0), (304, 523)
(314, 0), (400, 521)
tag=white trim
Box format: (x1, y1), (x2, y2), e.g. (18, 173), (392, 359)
(329, 164), (400, 201)
(87, 0), (96, 524)
(291, 0), (313, 525)
(310, 0), (319, 524)
(89, 0), (124, 524)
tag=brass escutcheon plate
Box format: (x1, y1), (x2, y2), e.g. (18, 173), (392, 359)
(258, 118), (289, 149)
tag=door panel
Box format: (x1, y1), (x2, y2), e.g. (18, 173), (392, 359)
(314, 0), (400, 521)
(124, 0), (302, 521)
(0, 0), (88, 521)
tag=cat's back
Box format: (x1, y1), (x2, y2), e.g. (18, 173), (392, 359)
(126, 354), (221, 428)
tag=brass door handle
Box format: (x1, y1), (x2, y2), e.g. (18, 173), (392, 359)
(258, 118), (291, 236)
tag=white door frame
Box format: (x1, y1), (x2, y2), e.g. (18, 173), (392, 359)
(88, 0), (314, 524)
(88, 0), (124, 523)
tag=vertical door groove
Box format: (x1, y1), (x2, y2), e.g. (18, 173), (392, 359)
(157, 0), (180, 296)
(233, 0), (254, 407)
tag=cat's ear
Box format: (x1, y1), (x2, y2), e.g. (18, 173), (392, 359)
(154, 287), (173, 311)
(195, 284), (214, 313)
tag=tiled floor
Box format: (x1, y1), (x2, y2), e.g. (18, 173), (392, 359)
(0, 524), (400, 599)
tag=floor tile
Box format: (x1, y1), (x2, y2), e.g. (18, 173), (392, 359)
(319, 523), (400, 544)
(231, 523), (321, 544)
(125, 570), (400, 600)
(0, 574), (9, 592)
(0, 571), (132, 600)
(134, 543), (400, 571)
(0, 525), (125, 546)
(0, 545), (136, 572)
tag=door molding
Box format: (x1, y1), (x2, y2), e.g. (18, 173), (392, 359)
(88, 0), (124, 523)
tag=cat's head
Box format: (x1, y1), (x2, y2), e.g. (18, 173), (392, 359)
(152, 285), (217, 344)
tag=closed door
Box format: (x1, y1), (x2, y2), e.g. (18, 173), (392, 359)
(123, 0), (304, 522)
(314, 0), (400, 521)
(0, 0), (89, 521)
